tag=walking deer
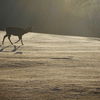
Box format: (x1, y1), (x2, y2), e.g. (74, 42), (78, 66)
(2, 26), (34, 45)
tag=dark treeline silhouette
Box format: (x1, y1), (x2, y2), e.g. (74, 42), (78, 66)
(0, 0), (100, 37)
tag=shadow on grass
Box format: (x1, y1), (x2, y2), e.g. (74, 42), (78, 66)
(0, 45), (22, 53)
(0, 45), (2, 47)
(0, 45), (10, 52)
(51, 56), (73, 60)
(87, 37), (100, 42)
(11, 45), (21, 52)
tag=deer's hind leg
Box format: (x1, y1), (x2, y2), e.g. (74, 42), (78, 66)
(2, 34), (8, 45)
(15, 36), (23, 45)
(8, 35), (13, 45)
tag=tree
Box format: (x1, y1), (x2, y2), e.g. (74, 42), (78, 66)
(70, 0), (100, 37)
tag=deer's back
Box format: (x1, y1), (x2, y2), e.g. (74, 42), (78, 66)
(6, 27), (26, 36)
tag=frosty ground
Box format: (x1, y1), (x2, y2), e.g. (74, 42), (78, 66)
(0, 31), (100, 100)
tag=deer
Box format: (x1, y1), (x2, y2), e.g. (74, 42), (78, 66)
(2, 26), (34, 45)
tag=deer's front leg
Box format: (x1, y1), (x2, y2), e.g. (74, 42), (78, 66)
(8, 35), (13, 45)
(20, 36), (24, 45)
(15, 36), (23, 45)
(14, 36), (21, 44)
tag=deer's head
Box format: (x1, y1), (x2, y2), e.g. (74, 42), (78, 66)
(26, 26), (34, 32)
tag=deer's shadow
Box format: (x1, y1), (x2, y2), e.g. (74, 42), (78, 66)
(11, 45), (21, 52)
(0, 45), (22, 53)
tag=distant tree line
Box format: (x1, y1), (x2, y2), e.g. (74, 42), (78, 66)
(0, 0), (100, 37)
(70, 0), (100, 37)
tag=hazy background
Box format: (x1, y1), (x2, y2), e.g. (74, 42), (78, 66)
(0, 0), (100, 37)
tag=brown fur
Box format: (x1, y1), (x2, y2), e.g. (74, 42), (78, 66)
(2, 26), (34, 45)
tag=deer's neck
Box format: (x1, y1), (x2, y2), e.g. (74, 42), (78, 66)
(24, 29), (29, 33)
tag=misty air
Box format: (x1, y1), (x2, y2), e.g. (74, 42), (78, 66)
(0, 0), (100, 100)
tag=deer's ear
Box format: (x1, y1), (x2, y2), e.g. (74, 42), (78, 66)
(26, 26), (29, 28)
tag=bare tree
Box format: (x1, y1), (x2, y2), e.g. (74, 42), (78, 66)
(70, 0), (100, 37)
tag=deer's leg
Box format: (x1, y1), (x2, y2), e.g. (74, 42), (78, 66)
(8, 35), (13, 45)
(2, 34), (8, 45)
(20, 36), (24, 45)
(14, 38), (20, 44)
(15, 36), (23, 45)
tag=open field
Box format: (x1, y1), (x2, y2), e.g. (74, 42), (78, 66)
(0, 31), (100, 100)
